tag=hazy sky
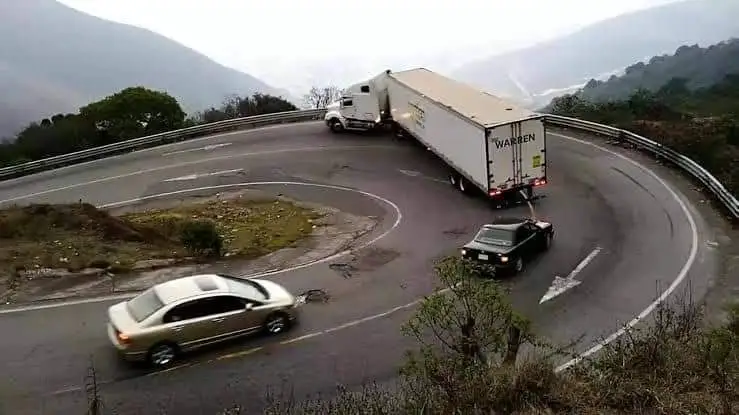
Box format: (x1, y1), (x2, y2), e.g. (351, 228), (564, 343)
(58, 0), (680, 94)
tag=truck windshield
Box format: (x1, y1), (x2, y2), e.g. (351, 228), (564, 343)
(474, 228), (514, 247)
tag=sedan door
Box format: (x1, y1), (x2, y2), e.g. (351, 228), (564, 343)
(159, 297), (240, 351)
(203, 295), (266, 341)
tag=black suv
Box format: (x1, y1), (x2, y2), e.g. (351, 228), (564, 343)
(461, 217), (554, 275)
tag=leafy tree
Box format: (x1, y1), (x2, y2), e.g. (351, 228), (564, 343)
(79, 86), (186, 142)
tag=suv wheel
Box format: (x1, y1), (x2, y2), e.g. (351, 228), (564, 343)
(544, 233), (553, 250)
(513, 257), (524, 274)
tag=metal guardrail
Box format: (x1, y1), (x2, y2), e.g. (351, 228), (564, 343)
(0, 109), (326, 180)
(1, 108), (735, 219)
(545, 114), (739, 219)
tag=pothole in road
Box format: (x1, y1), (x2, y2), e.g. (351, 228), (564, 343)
(329, 247), (401, 278)
(295, 289), (330, 304)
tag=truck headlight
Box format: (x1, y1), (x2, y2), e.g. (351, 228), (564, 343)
(500, 256), (508, 263)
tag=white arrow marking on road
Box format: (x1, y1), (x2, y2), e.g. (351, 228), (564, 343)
(162, 142), (232, 156)
(163, 169), (243, 182)
(540, 246), (602, 304)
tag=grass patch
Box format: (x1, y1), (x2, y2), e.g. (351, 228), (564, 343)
(0, 198), (321, 278)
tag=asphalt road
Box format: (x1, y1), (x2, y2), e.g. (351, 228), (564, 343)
(0, 121), (717, 414)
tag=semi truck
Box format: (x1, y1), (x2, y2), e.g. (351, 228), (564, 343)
(324, 68), (547, 202)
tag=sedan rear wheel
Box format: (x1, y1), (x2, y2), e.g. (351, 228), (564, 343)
(147, 343), (177, 368)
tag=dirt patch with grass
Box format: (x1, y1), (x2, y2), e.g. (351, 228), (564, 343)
(0, 196), (321, 302)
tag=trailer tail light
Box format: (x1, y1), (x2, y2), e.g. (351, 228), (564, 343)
(489, 189), (502, 197)
(534, 178), (546, 186)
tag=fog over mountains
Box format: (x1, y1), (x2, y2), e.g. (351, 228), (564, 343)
(2, 0), (737, 138)
(0, 0), (290, 139)
(452, 0), (739, 108)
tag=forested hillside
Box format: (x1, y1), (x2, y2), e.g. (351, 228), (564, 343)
(578, 38), (739, 102)
(548, 73), (739, 197)
(0, 87), (297, 169)
(453, 0), (739, 108)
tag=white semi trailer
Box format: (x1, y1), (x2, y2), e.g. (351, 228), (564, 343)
(324, 68), (547, 201)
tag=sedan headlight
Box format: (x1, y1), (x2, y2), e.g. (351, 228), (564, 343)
(500, 256), (509, 263)
(461, 248), (467, 256)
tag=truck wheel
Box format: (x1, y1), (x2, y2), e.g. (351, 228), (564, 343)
(458, 177), (467, 193)
(329, 119), (344, 133)
(458, 176), (471, 195)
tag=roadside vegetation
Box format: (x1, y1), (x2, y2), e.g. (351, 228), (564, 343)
(0, 198), (319, 298)
(0, 87), (297, 168)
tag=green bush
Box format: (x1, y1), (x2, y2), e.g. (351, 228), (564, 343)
(179, 219), (223, 257)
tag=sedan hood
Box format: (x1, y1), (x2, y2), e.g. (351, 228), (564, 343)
(463, 240), (513, 255)
(251, 279), (295, 305)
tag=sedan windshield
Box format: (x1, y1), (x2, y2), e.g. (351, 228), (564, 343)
(127, 287), (165, 322)
(474, 228), (515, 247)
(221, 276), (269, 301)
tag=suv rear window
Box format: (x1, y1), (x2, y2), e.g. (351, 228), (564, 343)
(474, 228), (515, 246)
(127, 287), (165, 322)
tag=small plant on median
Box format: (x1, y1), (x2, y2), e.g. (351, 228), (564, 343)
(179, 219), (223, 257)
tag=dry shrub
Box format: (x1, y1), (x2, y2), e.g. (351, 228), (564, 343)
(556, 295), (739, 414)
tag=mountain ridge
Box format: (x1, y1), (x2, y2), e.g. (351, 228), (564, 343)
(0, 0), (287, 138)
(452, 0), (739, 108)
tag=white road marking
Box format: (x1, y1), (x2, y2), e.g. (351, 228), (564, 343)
(398, 169), (446, 184)
(162, 142), (232, 156)
(162, 168), (243, 182)
(0, 144), (396, 205)
(0, 181), (402, 314)
(540, 247), (602, 304)
(0, 121), (323, 188)
(551, 132), (698, 373)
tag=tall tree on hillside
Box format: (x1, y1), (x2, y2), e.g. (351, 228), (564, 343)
(303, 86), (343, 109)
(79, 87), (186, 142)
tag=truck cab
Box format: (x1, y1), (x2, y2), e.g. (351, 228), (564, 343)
(324, 73), (389, 133)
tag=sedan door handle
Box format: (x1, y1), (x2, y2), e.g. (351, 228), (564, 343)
(211, 318), (225, 323)
(172, 326), (184, 332)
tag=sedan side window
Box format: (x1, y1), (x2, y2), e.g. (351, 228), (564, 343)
(163, 298), (215, 324)
(208, 295), (247, 314)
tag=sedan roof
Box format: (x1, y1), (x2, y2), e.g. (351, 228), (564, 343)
(153, 274), (230, 305)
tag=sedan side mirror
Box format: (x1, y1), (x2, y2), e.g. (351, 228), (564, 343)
(245, 303), (254, 311)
